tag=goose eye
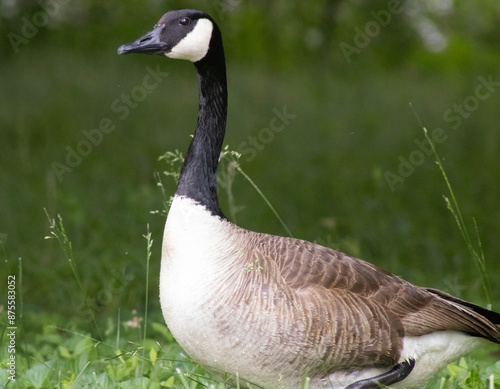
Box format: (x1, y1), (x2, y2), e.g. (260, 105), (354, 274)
(179, 17), (190, 26)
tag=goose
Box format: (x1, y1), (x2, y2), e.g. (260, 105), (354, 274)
(117, 9), (500, 389)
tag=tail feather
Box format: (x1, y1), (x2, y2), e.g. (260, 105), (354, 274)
(426, 288), (500, 342)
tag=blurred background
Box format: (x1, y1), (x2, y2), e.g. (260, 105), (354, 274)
(1, 0), (500, 366)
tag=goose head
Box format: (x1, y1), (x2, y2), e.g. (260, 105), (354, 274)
(117, 9), (216, 63)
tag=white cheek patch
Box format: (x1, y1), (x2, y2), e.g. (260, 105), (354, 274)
(166, 18), (213, 62)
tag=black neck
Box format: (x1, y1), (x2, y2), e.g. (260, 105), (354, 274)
(175, 35), (227, 218)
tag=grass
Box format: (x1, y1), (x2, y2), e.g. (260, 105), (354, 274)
(421, 124), (492, 308)
(1, 33), (500, 388)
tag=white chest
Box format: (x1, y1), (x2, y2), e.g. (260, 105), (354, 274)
(160, 196), (233, 311)
(159, 196), (245, 361)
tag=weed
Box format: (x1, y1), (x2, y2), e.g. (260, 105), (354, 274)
(411, 102), (492, 307)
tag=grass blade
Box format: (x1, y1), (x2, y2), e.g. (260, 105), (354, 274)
(142, 224), (153, 377)
(421, 127), (491, 306)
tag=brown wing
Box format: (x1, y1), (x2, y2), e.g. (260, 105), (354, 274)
(251, 233), (500, 369)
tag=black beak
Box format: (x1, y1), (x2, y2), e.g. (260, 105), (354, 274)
(117, 26), (168, 55)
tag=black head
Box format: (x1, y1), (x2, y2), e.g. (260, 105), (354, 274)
(117, 9), (218, 63)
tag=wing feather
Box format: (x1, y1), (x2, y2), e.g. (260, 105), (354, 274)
(251, 233), (500, 358)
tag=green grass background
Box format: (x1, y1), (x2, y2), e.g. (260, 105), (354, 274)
(1, 1), (500, 387)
